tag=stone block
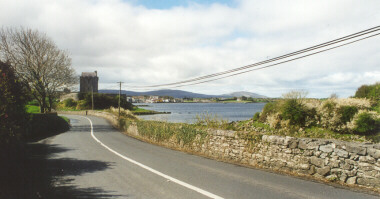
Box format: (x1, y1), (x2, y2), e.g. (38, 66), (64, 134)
(310, 156), (324, 167)
(289, 141), (299, 149)
(316, 166), (331, 176)
(346, 177), (357, 185)
(330, 159), (341, 168)
(344, 169), (357, 177)
(358, 162), (374, 171)
(359, 156), (376, 164)
(309, 165), (316, 175)
(298, 163), (310, 170)
(345, 159), (357, 166)
(340, 173), (348, 183)
(367, 148), (380, 159)
(319, 144), (333, 153)
(326, 174), (338, 181)
(357, 177), (380, 186)
(334, 148), (349, 158)
(342, 163), (353, 170)
(298, 139), (309, 150)
(331, 168), (342, 174)
(346, 145), (367, 156)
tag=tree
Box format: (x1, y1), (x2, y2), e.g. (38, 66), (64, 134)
(282, 90), (308, 103)
(0, 27), (77, 113)
(355, 82), (380, 101)
(0, 61), (29, 143)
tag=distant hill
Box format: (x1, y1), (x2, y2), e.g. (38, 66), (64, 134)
(225, 91), (267, 98)
(99, 89), (268, 99)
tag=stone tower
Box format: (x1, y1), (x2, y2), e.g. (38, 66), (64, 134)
(80, 71), (98, 93)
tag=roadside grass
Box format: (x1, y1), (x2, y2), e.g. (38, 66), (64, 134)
(27, 114), (70, 141)
(132, 107), (165, 115)
(233, 120), (376, 142)
(60, 116), (70, 124)
(118, 118), (208, 146)
(26, 105), (40, 113)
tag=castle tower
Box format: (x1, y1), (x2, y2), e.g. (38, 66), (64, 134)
(80, 71), (98, 93)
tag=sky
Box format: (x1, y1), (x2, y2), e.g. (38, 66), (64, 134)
(0, 0), (379, 98)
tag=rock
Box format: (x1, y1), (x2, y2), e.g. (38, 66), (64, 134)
(298, 163), (310, 170)
(326, 174), (338, 181)
(344, 169), (357, 177)
(310, 156), (324, 167)
(359, 156), (376, 164)
(308, 165), (316, 175)
(340, 173), (348, 183)
(367, 148), (380, 159)
(346, 145), (367, 156)
(316, 166), (331, 176)
(330, 159), (340, 168)
(346, 177), (357, 185)
(334, 148), (349, 158)
(358, 162), (374, 171)
(357, 177), (380, 186)
(331, 168), (342, 174)
(320, 144), (333, 153)
(298, 139), (308, 150)
(342, 163), (353, 170)
(345, 159), (357, 166)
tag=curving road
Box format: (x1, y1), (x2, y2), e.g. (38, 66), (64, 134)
(41, 114), (379, 199)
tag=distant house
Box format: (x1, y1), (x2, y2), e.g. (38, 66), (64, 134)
(80, 71), (98, 93)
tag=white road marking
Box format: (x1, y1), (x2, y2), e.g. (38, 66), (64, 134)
(81, 116), (224, 199)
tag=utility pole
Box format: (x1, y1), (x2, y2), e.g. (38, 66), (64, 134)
(91, 85), (94, 110)
(117, 81), (124, 117)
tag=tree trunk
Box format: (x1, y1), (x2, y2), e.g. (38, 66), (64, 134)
(48, 95), (53, 112)
(40, 93), (47, 113)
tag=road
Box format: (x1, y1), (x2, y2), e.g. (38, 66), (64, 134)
(41, 114), (379, 199)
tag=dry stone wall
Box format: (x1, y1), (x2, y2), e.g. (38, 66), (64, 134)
(198, 131), (380, 189)
(127, 126), (380, 190)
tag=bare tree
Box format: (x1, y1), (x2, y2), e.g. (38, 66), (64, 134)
(282, 90), (309, 103)
(0, 27), (77, 113)
(329, 93), (339, 99)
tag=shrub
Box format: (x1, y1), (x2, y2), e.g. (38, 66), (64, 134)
(252, 112), (260, 121)
(259, 102), (279, 122)
(195, 112), (228, 129)
(337, 106), (358, 124)
(63, 98), (77, 108)
(354, 112), (378, 134)
(0, 62), (29, 144)
(281, 99), (309, 126)
(76, 100), (89, 110)
(79, 93), (133, 110)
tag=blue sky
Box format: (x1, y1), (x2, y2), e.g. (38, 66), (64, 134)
(127, 0), (236, 9)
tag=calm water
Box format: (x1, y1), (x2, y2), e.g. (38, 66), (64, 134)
(134, 103), (266, 123)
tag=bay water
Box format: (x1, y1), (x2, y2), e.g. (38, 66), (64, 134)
(135, 103), (266, 123)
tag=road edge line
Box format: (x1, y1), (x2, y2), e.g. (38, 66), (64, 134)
(81, 116), (224, 199)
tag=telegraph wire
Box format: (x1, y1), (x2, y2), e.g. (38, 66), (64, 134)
(170, 32), (380, 88)
(127, 25), (379, 88)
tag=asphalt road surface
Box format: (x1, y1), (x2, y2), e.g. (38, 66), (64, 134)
(41, 114), (379, 199)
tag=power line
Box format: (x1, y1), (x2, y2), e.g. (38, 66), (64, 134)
(172, 32), (380, 88)
(127, 25), (379, 88)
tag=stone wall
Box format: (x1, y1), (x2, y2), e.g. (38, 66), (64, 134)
(199, 131), (380, 189)
(126, 126), (380, 191)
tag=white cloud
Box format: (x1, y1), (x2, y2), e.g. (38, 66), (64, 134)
(0, 0), (379, 97)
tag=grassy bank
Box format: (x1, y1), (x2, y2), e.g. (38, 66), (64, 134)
(132, 107), (170, 115)
(27, 113), (70, 141)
